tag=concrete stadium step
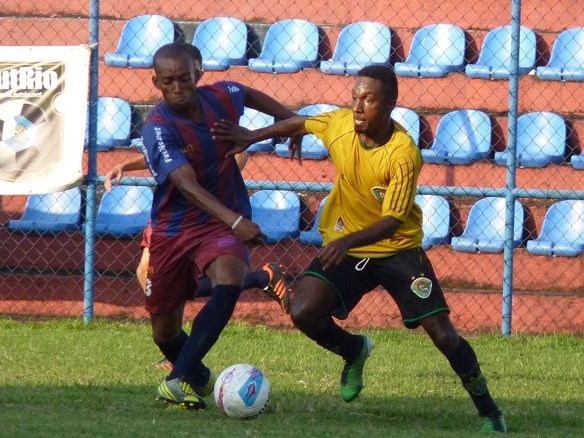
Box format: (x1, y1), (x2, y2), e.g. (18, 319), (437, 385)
(4, 0), (583, 32)
(98, 64), (584, 117)
(0, 227), (143, 273)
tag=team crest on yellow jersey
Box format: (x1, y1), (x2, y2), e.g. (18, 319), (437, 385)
(333, 217), (345, 232)
(371, 186), (387, 202)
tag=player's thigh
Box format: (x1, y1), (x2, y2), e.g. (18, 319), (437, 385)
(299, 256), (376, 320)
(292, 275), (338, 319)
(374, 247), (449, 329)
(194, 227), (249, 286)
(205, 255), (247, 287)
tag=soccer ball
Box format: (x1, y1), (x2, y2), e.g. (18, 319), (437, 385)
(213, 363), (271, 419)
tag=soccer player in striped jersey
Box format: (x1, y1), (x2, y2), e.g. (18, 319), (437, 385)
(141, 43), (296, 410)
(105, 153), (289, 373)
(212, 65), (507, 433)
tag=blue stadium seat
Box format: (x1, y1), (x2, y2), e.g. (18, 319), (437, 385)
(422, 110), (492, 165)
(451, 197), (524, 253)
(248, 19), (320, 73)
(465, 25), (537, 79)
(391, 107), (420, 146)
(494, 112), (566, 168)
(299, 196), (328, 246)
(193, 17), (248, 71)
(536, 27), (584, 81)
(104, 15), (175, 68)
(526, 200), (584, 257)
(394, 24), (466, 78)
(91, 186), (153, 238)
(320, 21), (392, 75)
(275, 104), (339, 159)
(250, 190), (300, 243)
(8, 187), (82, 234)
(415, 195), (450, 250)
(239, 108), (274, 153)
(570, 152), (584, 169)
(89, 97), (132, 151)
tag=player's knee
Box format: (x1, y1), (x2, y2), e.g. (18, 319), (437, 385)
(291, 279), (334, 331)
(290, 298), (311, 330)
(152, 329), (178, 346)
(290, 295), (324, 332)
(431, 327), (460, 355)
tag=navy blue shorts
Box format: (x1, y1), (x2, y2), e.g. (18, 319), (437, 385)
(301, 247), (449, 328)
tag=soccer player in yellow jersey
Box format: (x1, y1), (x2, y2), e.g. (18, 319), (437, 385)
(212, 65), (506, 433)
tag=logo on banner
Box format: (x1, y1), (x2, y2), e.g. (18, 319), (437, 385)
(0, 62), (63, 181)
(0, 47), (90, 195)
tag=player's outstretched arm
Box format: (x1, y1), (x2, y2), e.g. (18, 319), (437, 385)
(212, 116), (308, 159)
(104, 155), (148, 191)
(242, 86), (297, 121)
(242, 86), (305, 161)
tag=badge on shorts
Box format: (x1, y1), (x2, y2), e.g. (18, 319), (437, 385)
(217, 236), (236, 248)
(144, 278), (152, 297)
(411, 277), (432, 299)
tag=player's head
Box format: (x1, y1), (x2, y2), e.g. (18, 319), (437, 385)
(352, 65), (398, 134)
(152, 43), (203, 112)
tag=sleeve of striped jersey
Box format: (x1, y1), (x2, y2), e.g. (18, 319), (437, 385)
(220, 81), (246, 120)
(381, 152), (420, 222)
(141, 121), (189, 185)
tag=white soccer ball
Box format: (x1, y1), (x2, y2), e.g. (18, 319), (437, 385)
(214, 363), (271, 419)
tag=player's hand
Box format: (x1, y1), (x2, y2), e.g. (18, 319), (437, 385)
(104, 164), (124, 192)
(232, 217), (267, 245)
(211, 119), (254, 158)
(318, 238), (349, 270)
(288, 135), (303, 163)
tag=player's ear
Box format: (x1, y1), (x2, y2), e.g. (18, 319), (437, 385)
(152, 74), (161, 90)
(194, 65), (204, 84)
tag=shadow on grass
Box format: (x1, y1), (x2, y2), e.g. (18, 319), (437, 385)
(0, 385), (582, 438)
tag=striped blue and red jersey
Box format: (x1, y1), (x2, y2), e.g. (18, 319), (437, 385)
(141, 81), (250, 237)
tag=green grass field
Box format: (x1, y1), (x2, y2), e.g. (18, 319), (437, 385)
(0, 318), (582, 437)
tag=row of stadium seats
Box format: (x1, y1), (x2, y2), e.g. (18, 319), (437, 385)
(7, 187), (584, 257)
(89, 97), (584, 169)
(105, 15), (584, 81)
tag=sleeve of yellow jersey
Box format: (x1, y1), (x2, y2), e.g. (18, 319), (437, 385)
(381, 149), (421, 223)
(304, 112), (335, 149)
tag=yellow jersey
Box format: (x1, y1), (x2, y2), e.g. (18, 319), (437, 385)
(305, 108), (423, 257)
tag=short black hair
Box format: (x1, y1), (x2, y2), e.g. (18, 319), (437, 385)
(153, 43), (202, 69)
(356, 65), (398, 104)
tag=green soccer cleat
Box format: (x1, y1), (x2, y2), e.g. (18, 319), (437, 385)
(192, 370), (215, 398)
(156, 377), (207, 410)
(482, 413), (508, 433)
(340, 335), (374, 402)
(262, 262), (291, 314)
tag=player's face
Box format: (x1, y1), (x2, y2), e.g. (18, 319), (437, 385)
(351, 77), (393, 135)
(152, 54), (198, 112)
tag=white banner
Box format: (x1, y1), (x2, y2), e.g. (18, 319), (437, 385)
(0, 46), (90, 194)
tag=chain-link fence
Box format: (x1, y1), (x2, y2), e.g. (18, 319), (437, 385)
(1, 0), (582, 334)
